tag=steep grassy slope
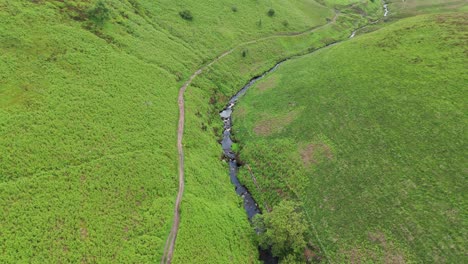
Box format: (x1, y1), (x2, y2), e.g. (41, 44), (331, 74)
(234, 12), (467, 262)
(0, 0), (383, 262)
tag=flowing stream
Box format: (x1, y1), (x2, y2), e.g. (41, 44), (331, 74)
(350, 1), (389, 38)
(219, 3), (389, 263)
(219, 61), (283, 220)
(219, 62), (284, 264)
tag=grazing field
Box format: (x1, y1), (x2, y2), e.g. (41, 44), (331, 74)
(234, 12), (467, 263)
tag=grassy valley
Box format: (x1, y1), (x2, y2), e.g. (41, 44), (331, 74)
(0, 0), (385, 262)
(234, 10), (467, 263)
(3, 0), (462, 263)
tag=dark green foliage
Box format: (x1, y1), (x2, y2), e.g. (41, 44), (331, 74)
(267, 8), (275, 17)
(282, 20), (289, 27)
(241, 49), (248, 57)
(254, 201), (308, 260)
(88, 1), (110, 26)
(231, 6), (238, 12)
(179, 10), (193, 21)
(128, 0), (146, 17)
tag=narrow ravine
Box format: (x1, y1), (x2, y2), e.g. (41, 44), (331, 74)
(219, 3), (390, 263)
(160, 12), (340, 264)
(218, 38), (344, 264)
(162, 2), (390, 263)
(219, 63), (284, 263)
(350, 1), (389, 38)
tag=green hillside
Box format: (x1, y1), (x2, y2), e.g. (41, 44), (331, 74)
(0, 0), (385, 262)
(234, 12), (467, 262)
(387, 0), (468, 18)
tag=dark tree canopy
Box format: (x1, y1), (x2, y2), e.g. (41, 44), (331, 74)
(88, 1), (110, 26)
(254, 200), (309, 261)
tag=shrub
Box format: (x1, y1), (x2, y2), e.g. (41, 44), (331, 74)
(267, 8), (275, 17)
(282, 20), (289, 27)
(241, 49), (248, 58)
(231, 6), (238, 12)
(179, 10), (193, 21)
(253, 200), (308, 260)
(88, 1), (110, 26)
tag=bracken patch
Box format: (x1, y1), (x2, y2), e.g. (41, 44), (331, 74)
(257, 76), (278, 92)
(253, 111), (297, 136)
(300, 143), (333, 167)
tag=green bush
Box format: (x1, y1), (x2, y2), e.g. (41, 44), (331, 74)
(179, 10), (193, 21)
(253, 200), (308, 260)
(87, 1), (110, 26)
(241, 49), (248, 58)
(231, 6), (238, 12)
(267, 8), (275, 17)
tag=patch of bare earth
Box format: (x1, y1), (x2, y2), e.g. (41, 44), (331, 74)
(253, 111), (297, 136)
(235, 106), (247, 119)
(80, 226), (88, 240)
(337, 230), (407, 263)
(300, 143), (333, 167)
(257, 76), (278, 92)
(368, 230), (406, 264)
(339, 248), (375, 264)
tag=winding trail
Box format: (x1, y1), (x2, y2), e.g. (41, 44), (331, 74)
(161, 2), (390, 260)
(158, 4), (395, 261)
(164, 2), (389, 262)
(159, 12), (340, 264)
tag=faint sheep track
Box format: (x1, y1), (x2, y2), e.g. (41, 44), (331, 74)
(160, 11), (340, 264)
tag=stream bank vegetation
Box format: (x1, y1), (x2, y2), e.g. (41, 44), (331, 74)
(254, 200), (314, 263)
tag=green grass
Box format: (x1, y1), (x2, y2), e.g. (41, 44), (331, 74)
(387, 0), (467, 18)
(0, 0), (384, 262)
(234, 12), (467, 263)
(173, 1), (384, 261)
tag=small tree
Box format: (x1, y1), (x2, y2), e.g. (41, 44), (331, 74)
(88, 1), (110, 26)
(179, 10), (193, 21)
(267, 8), (275, 17)
(254, 200), (308, 260)
(231, 6), (238, 12)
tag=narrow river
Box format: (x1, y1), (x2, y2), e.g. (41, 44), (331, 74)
(219, 3), (389, 263)
(350, 1), (389, 38)
(219, 63), (284, 263)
